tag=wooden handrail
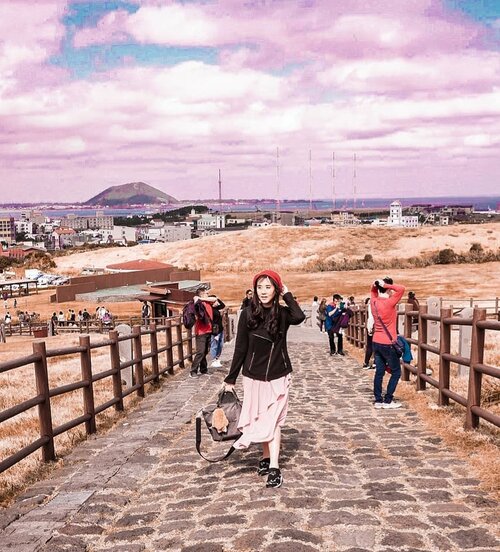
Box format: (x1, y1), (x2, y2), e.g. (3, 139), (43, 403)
(0, 312), (231, 475)
(345, 304), (499, 431)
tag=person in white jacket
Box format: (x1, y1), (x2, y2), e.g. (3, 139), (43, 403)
(363, 298), (375, 369)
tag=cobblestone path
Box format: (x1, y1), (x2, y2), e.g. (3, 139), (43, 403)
(1, 327), (499, 551)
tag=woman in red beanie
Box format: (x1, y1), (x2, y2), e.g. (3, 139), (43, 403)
(223, 270), (305, 488)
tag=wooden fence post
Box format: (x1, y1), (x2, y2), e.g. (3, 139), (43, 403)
(187, 326), (194, 361)
(149, 323), (160, 384)
(402, 304), (413, 381)
(165, 319), (174, 375)
(417, 304), (427, 391)
(132, 325), (145, 398)
(466, 308), (486, 430)
(438, 308), (452, 406)
(32, 340), (56, 462)
(175, 318), (184, 368)
(109, 330), (124, 411)
(79, 335), (96, 434)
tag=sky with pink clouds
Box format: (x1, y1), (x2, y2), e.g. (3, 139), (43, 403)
(0, 0), (499, 203)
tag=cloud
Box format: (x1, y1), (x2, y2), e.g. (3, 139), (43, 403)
(1, 0), (500, 201)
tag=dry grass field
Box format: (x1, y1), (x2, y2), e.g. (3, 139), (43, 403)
(1, 222), (499, 504)
(54, 222), (500, 275)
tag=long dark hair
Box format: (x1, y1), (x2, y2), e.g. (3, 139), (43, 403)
(247, 275), (281, 339)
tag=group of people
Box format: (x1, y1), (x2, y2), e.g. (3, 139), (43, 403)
(186, 270), (413, 489)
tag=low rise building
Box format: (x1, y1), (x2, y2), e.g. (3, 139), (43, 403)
(62, 210), (114, 230)
(0, 217), (15, 244)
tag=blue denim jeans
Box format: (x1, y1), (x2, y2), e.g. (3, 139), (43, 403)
(373, 342), (402, 403)
(210, 331), (224, 359)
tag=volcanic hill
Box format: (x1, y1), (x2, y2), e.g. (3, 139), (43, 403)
(85, 182), (178, 206)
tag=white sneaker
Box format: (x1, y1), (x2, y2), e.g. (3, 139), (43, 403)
(373, 402), (384, 409)
(383, 402), (402, 409)
(211, 359), (222, 368)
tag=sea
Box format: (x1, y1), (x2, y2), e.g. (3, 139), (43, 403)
(1, 195), (499, 218)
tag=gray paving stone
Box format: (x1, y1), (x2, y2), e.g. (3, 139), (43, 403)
(0, 334), (497, 552)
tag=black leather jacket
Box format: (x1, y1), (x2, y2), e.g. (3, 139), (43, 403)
(224, 292), (305, 384)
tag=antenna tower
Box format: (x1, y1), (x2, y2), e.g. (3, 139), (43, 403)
(352, 153), (357, 210)
(332, 151), (336, 210)
(276, 147), (280, 217)
(218, 168), (222, 212)
(309, 149), (313, 212)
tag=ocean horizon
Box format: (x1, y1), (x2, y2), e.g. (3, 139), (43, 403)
(1, 194), (499, 218)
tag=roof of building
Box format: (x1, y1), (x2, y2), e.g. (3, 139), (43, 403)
(106, 259), (173, 271)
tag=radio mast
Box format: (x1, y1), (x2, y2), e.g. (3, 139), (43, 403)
(276, 147), (280, 217)
(309, 149), (313, 212)
(332, 151), (336, 210)
(352, 153), (357, 210)
(218, 168), (222, 212)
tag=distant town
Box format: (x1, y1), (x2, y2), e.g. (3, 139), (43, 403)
(0, 199), (499, 268)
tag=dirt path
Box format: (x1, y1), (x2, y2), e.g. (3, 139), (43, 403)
(1, 327), (498, 551)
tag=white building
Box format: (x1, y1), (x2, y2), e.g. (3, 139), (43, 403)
(251, 220), (270, 227)
(196, 214), (226, 230)
(387, 201), (419, 228)
(147, 224), (191, 242)
(15, 220), (34, 235)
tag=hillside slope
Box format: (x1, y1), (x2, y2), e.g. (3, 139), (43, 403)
(85, 182), (178, 206)
(55, 222), (499, 274)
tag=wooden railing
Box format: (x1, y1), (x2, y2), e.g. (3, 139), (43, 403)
(345, 305), (500, 430)
(0, 316), (194, 474)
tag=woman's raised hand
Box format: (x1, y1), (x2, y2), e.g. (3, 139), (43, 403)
(281, 284), (289, 296)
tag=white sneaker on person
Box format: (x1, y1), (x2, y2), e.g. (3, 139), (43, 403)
(211, 359), (222, 368)
(373, 402), (384, 409)
(383, 402), (402, 409)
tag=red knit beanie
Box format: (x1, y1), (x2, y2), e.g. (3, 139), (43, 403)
(253, 270), (283, 292)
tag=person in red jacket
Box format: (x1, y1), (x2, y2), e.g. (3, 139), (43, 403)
(190, 285), (215, 378)
(370, 277), (406, 409)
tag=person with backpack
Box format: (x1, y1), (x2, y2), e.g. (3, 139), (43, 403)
(325, 294), (351, 356)
(210, 295), (226, 368)
(317, 297), (327, 332)
(187, 285), (220, 378)
(371, 277), (406, 409)
(222, 270), (305, 488)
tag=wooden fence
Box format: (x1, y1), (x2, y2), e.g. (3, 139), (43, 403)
(0, 316), (198, 474)
(345, 305), (500, 430)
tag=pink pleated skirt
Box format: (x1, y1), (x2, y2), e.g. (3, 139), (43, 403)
(233, 374), (290, 450)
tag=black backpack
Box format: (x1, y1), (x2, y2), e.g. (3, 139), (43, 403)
(182, 300), (196, 329)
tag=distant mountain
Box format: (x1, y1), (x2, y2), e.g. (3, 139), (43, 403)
(84, 182), (179, 206)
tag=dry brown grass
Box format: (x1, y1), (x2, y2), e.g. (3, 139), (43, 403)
(0, 330), (178, 506)
(52, 222), (500, 274)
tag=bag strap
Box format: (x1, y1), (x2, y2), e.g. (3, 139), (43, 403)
(195, 417), (237, 463)
(372, 300), (396, 343)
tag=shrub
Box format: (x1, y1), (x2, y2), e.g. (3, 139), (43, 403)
(437, 248), (456, 264)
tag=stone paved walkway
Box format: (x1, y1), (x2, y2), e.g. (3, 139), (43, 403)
(1, 327), (499, 551)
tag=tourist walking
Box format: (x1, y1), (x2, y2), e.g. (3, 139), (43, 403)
(210, 295), (226, 368)
(311, 296), (319, 328)
(325, 294), (344, 355)
(190, 285), (219, 377)
(240, 289), (253, 309)
(223, 270), (305, 488)
(363, 298), (375, 369)
(371, 277), (406, 408)
(317, 298), (327, 332)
